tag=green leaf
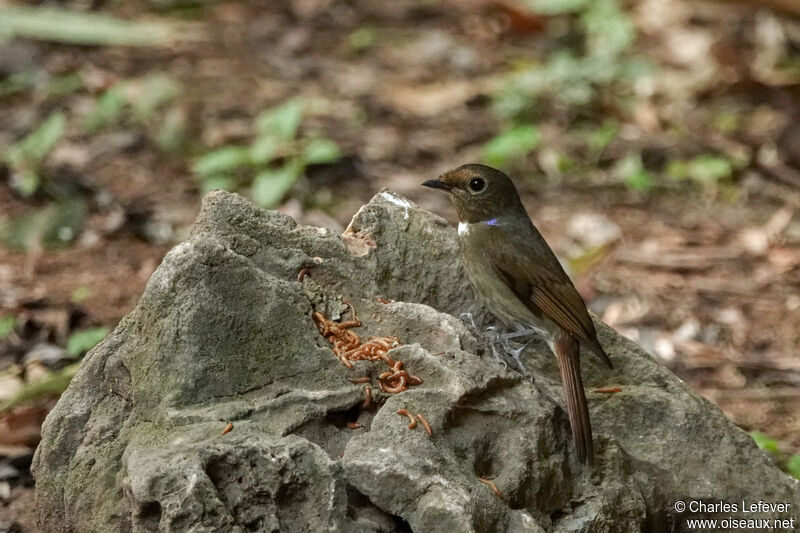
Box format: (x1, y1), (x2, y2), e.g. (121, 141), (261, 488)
(46, 73), (84, 97)
(615, 152), (653, 192)
(0, 199), (86, 250)
(0, 315), (16, 340)
(625, 168), (653, 192)
(154, 107), (188, 153)
(66, 327), (109, 357)
(686, 155), (733, 184)
(750, 431), (779, 454)
(583, 120), (619, 155)
(249, 135), (279, 165)
(302, 138), (341, 165)
(131, 73), (181, 122)
(521, 0), (590, 14)
(84, 85), (127, 133)
(483, 125), (541, 167)
(70, 286), (92, 303)
(8, 168), (41, 198)
(0, 6), (181, 47)
(193, 146), (252, 177)
(787, 455), (800, 480)
(0, 362), (80, 414)
(255, 100), (304, 141)
(0, 70), (37, 99)
(712, 109), (740, 134)
(348, 26), (378, 53)
(251, 163), (302, 208)
(666, 159), (689, 180)
(6, 111), (66, 165)
(581, 0), (634, 59)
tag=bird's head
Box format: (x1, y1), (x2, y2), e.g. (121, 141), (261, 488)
(422, 164), (523, 223)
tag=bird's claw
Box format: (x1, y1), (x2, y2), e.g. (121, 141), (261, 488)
(460, 312), (537, 381)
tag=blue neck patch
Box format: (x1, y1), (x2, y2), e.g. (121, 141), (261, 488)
(485, 218), (499, 226)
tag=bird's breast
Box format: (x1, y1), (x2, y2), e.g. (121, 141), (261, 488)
(459, 226), (550, 335)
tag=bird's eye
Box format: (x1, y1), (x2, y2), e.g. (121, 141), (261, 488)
(468, 178), (486, 193)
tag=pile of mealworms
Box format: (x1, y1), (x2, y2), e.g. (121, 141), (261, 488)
(312, 301), (423, 394)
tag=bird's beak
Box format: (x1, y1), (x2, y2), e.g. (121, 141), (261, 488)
(422, 178), (452, 191)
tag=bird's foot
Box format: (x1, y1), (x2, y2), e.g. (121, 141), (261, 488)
(487, 327), (538, 381)
(459, 313), (539, 381)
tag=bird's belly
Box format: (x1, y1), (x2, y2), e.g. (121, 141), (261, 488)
(464, 252), (552, 338)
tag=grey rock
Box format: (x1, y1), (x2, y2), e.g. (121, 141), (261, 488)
(33, 190), (800, 532)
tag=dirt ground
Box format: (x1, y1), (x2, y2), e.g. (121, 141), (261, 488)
(1, 0), (800, 530)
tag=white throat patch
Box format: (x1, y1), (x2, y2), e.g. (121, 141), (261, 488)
(457, 222), (469, 236)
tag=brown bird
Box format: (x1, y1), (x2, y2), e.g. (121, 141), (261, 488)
(423, 164), (612, 465)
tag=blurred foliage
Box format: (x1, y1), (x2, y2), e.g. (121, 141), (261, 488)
(4, 112), (66, 197)
(0, 71), (83, 101)
(3, 72), (183, 203)
(752, 431), (780, 453)
(85, 73), (185, 151)
(0, 5), (182, 46)
(0, 315), (16, 341)
(615, 152), (654, 193)
(1, 71), (183, 252)
(494, 0), (643, 119)
(193, 99), (341, 208)
(348, 26), (378, 54)
(751, 431), (800, 480)
(483, 125), (541, 168)
(70, 286), (93, 304)
(667, 155), (735, 187)
(66, 327), (110, 357)
(486, 0), (647, 177)
(788, 455), (800, 480)
(0, 362), (80, 415)
(485, 0), (752, 195)
(0, 199), (87, 251)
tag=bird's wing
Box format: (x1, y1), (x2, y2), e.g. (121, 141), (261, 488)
(486, 231), (612, 367)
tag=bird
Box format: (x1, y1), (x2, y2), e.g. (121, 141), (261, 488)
(422, 163), (613, 465)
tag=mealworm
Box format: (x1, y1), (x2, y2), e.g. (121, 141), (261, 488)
(222, 422), (233, 435)
(478, 477), (502, 498)
(396, 409), (417, 429)
(297, 268), (310, 282)
(347, 422), (363, 429)
(362, 385), (372, 408)
(406, 375), (423, 386)
(348, 376), (371, 384)
(380, 374), (407, 393)
(416, 413), (433, 436)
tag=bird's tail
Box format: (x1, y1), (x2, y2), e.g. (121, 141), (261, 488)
(554, 329), (594, 466)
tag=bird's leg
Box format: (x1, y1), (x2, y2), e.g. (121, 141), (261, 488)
(485, 326), (509, 370)
(460, 313), (509, 370)
(496, 329), (533, 379)
(459, 312), (480, 334)
(500, 327), (551, 379)
(500, 329), (540, 341)
(460, 313), (539, 379)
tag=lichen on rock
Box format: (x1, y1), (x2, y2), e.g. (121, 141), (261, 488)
(33, 190), (800, 532)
